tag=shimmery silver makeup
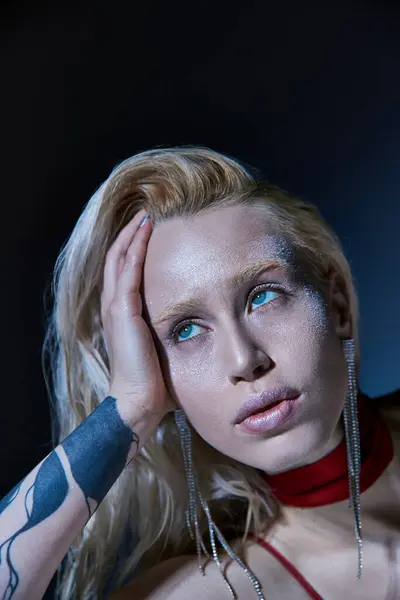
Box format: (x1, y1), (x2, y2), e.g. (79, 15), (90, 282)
(303, 284), (330, 335)
(143, 203), (348, 476)
(263, 235), (296, 267)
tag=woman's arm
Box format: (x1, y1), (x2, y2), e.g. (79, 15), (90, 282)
(1, 209), (172, 600)
(0, 397), (159, 600)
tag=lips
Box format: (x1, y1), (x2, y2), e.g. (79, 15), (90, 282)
(234, 387), (301, 424)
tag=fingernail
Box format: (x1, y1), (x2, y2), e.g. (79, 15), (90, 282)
(140, 212), (150, 228)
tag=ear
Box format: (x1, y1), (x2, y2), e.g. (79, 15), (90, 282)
(327, 270), (352, 339)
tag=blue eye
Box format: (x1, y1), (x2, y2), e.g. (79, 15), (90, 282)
(176, 323), (204, 342)
(250, 288), (280, 310)
(173, 287), (282, 343)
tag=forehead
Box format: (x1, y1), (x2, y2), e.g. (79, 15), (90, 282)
(143, 205), (296, 310)
(147, 201), (292, 263)
(143, 204), (295, 296)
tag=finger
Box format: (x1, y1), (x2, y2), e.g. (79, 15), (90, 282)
(115, 215), (153, 312)
(101, 209), (147, 313)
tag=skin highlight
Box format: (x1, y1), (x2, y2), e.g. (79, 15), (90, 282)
(142, 203), (350, 476)
(140, 203), (400, 591)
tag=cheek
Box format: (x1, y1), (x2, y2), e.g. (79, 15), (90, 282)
(165, 342), (219, 408)
(253, 288), (339, 376)
(165, 345), (232, 447)
(274, 289), (346, 390)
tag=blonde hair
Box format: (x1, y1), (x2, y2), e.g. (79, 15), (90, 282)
(43, 146), (359, 599)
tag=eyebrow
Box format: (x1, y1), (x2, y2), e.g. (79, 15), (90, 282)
(152, 259), (287, 328)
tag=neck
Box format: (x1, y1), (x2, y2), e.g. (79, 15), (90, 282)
(277, 413), (400, 547)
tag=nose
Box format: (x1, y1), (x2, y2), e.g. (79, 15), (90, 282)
(221, 326), (272, 384)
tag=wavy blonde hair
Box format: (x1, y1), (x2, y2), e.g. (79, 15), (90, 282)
(43, 146), (359, 599)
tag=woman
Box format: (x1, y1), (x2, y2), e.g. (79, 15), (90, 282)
(0, 147), (398, 600)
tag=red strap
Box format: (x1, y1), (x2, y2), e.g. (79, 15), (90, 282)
(249, 534), (324, 599)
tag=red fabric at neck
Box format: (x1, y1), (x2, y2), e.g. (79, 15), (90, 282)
(263, 394), (394, 507)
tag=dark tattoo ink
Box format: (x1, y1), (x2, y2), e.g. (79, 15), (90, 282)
(61, 396), (138, 509)
(0, 396), (138, 599)
(0, 452), (69, 600)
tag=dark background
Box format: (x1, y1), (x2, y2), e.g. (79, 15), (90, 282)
(1, 0), (399, 596)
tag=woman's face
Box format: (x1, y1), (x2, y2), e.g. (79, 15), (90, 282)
(143, 204), (350, 474)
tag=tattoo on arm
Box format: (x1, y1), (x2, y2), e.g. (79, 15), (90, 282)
(0, 452), (69, 599)
(61, 396), (138, 510)
(0, 396), (139, 600)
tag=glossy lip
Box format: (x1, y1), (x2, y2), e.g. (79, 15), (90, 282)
(234, 386), (301, 425)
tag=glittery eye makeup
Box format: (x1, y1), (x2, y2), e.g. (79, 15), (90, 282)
(165, 279), (292, 346)
(143, 202), (348, 476)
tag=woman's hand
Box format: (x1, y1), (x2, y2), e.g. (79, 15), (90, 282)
(101, 209), (173, 426)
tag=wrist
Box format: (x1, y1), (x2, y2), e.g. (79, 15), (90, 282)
(106, 392), (164, 445)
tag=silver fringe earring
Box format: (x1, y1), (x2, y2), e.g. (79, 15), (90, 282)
(174, 409), (265, 600)
(175, 338), (362, 592)
(342, 338), (363, 579)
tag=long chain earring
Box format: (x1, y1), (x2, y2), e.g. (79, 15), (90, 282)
(174, 409), (265, 599)
(341, 338), (363, 579)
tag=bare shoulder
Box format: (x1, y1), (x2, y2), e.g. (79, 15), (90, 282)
(107, 554), (204, 600)
(108, 541), (307, 600)
(107, 554), (236, 600)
